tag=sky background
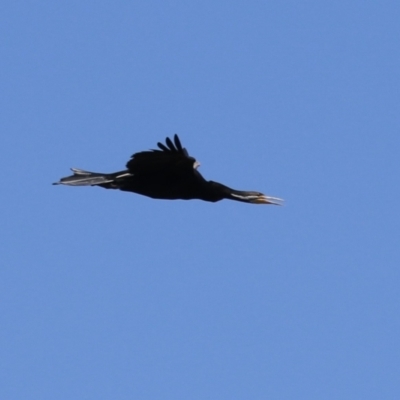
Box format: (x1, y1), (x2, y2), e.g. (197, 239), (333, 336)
(1, 1), (399, 399)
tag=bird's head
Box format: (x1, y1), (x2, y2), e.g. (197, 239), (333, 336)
(207, 182), (283, 205)
(230, 191), (284, 205)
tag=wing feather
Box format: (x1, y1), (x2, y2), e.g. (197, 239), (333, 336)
(126, 136), (198, 175)
(165, 137), (175, 152)
(157, 142), (169, 151)
(174, 134), (183, 151)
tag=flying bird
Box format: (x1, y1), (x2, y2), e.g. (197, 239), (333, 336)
(54, 135), (283, 205)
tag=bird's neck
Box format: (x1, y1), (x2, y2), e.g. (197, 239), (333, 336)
(208, 181), (260, 203)
(207, 181), (246, 202)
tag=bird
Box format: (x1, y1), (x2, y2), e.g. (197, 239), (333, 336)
(54, 134), (283, 205)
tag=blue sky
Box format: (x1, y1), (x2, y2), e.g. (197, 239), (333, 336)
(1, 1), (399, 399)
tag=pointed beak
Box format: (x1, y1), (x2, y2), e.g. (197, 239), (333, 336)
(252, 195), (284, 205)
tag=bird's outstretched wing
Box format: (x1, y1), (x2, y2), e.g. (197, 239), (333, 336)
(126, 134), (199, 175)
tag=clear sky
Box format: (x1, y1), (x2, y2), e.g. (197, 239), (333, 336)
(1, 1), (399, 399)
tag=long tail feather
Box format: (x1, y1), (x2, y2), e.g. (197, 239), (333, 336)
(53, 168), (131, 186)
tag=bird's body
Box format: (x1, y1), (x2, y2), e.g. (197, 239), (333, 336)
(54, 135), (282, 205)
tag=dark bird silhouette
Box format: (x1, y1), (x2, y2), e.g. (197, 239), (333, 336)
(54, 135), (283, 205)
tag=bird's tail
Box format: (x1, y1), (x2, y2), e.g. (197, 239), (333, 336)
(53, 168), (132, 187)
